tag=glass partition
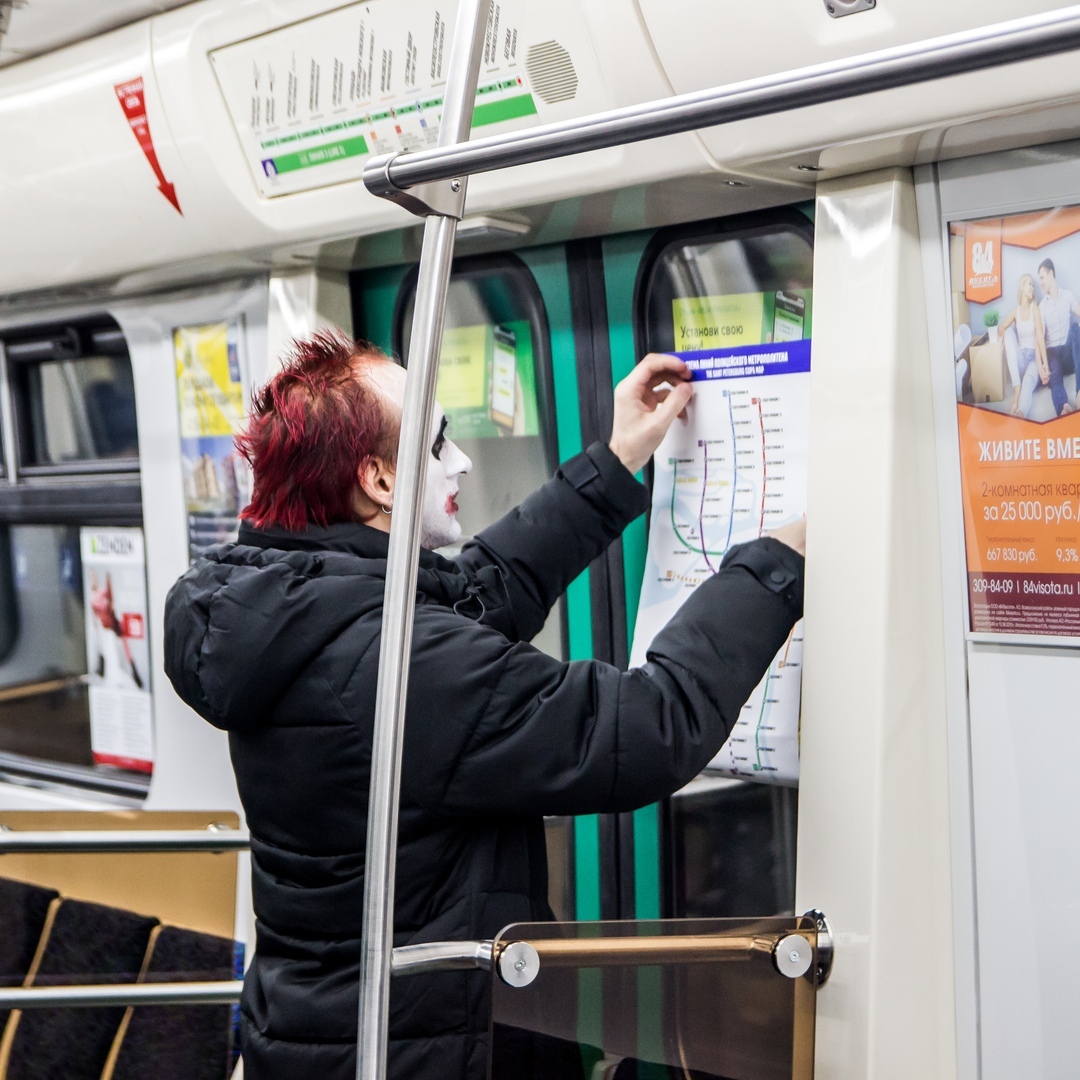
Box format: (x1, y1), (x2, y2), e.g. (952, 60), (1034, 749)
(490, 916), (817, 1080)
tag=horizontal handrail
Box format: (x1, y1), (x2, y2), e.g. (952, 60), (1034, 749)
(391, 940), (493, 976)
(0, 828), (249, 853)
(0, 675), (86, 705)
(525, 932), (781, 968)
(0, 933), (808, 1007)
(365, 5), (1080, 196)
(0, 980), (244, 1009)
(391, 929), (817, 988)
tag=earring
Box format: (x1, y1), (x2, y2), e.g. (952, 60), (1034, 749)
(381, 502), (393, 514)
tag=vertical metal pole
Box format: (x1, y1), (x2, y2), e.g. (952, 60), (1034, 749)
(356, 4), (491, 1080)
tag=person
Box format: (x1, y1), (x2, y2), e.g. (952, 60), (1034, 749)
(163, 330), (805, 1080)
(999, 273), (1050, 417)
(1037, 258), (1080, 415)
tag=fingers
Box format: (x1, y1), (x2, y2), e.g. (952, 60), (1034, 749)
(633, 353), (691, 388)
(654, 379), (694, 426)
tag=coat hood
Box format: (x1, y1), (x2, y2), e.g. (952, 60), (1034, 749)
(163, 523), (513, 734)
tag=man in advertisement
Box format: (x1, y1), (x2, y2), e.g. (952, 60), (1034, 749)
(1037, 257), (1080, 415)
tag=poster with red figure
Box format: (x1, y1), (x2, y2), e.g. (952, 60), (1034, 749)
(81, 528), (153, 773)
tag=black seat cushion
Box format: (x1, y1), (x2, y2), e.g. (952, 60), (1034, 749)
(0, 878), (59, 1033)
(6, 898), (157, 1080)
(110, 925), (236, 1080)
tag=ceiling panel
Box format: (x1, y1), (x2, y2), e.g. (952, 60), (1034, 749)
(0, 0), (194, 67)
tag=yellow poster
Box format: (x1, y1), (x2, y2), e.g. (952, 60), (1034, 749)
(673, 293), (765, 351)
(174, 322), (246, 438)
(173, 321), (250, 561)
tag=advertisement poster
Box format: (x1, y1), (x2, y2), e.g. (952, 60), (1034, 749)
(948, 207), (1080, 640)
(437, 321), (540, 439)
(81, 528), (153, 774)
(174, 322), (251, 561)
(630, 290), (811, 786)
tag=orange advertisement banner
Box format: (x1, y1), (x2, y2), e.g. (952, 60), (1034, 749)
(964, 218), (1003, 304)
(958, 405), (1080, 636)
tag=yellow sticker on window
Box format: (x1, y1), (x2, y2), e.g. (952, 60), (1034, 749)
(672, 293), (765, 350)
(437, 325), (489, 410)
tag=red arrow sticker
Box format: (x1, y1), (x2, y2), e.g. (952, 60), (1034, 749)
(114, 77), (182, 215)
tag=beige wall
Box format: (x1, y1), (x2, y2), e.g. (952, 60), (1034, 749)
(0, 810), (239, 940)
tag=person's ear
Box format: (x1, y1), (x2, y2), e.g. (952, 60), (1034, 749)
(358, 457), (396, 511)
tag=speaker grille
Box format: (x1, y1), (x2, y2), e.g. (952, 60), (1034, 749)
(525, 40), (578, 105)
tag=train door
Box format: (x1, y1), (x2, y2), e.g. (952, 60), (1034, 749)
(609, 209), (814, 921)
(352, 203), (815, 932)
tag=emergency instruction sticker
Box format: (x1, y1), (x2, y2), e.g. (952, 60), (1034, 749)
(630, 294), (811, 787)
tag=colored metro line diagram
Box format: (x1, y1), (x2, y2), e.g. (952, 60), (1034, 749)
(630, 339), (811, 786)
(667, 389), (788, 573)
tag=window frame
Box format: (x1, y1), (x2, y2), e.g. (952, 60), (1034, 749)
(5, 319), (141, 481)
(0, 316), (147, 800)
(391, 252), (561, 477)
(391, 252), (567, 661)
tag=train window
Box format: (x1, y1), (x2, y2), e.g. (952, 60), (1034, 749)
(0, 319), (147, 799)
(394, 254), (564, 659)
(0, 525), (91, 764)
(6, 324), (138, 471)
(637, 212), (813, 918)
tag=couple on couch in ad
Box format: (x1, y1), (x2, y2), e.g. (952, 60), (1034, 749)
(991, 257), (1080, 419)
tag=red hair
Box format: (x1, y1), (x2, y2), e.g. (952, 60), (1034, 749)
(237, 329), (399, 531)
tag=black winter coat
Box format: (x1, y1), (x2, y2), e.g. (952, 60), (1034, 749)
(163, 442), (803, 1080)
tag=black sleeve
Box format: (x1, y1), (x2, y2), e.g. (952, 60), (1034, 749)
(451, 442), (648, 644)
(401, 537), (804, 816)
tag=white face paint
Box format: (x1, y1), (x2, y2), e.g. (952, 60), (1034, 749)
(420, 404), (472, 549)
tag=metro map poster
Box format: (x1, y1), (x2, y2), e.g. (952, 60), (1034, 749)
(949, 206), (1080, 641)
(630, 289), (811, 786)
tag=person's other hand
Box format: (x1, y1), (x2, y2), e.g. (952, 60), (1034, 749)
(765, 516), (806, 558)
(1040, 364), (1051, 385)
(609, 354), (693, 474)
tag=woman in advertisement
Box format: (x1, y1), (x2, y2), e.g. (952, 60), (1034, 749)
(999, 272), (1050, 418)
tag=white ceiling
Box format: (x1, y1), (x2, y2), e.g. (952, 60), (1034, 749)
(0, 0), (195, 68)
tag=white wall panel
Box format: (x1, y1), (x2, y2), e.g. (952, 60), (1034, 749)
(110, 281), (268, 816)
(924, 144), (1080, 1080)
(798, 168), (956, 1080)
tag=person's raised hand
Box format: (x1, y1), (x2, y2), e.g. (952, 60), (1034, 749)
(608, 354), (693, 474)
(765, 516), (806, 558)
